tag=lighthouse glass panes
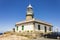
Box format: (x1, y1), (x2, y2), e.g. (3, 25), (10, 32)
(22, 25), (24, 30)
(38, 25), (40, 30)
(28, 8), (32, 13)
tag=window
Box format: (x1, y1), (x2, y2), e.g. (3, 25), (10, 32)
(16, 26), (18, 31)
(38, 25), (40, 30)
(22, 25), (24, 30)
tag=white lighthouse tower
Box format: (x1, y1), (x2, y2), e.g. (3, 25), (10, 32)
(26, 4), (34, 20)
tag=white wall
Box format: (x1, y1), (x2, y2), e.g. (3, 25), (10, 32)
(47, 26), (49, 32)
(34, 23), (51, 33)
(15, 22), (52, 33)
(34, 23), (38, 31)
(15, 23), (34, 32)
(35, 23), (45, 32)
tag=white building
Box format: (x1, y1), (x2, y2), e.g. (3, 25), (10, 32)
(15, 4), (53, 33)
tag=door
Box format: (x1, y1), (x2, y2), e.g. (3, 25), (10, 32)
(45, 26), (47, 32)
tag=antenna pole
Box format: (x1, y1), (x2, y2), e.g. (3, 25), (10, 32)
(28, 0), (30, 4)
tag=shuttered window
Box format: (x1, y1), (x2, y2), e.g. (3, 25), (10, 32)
(16, 26), (18, 31)
(38, 25), (40, 30)
(22, 25), (24, 30)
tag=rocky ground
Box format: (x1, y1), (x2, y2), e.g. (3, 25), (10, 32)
(0, 35), (59, 40)
(0, 31), (59, 40)
(0, 35), (29, 40)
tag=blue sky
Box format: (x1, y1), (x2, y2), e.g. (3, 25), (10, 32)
(0, 0), (60, 33)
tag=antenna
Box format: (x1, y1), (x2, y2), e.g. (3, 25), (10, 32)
(28, 0), (30, 4)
